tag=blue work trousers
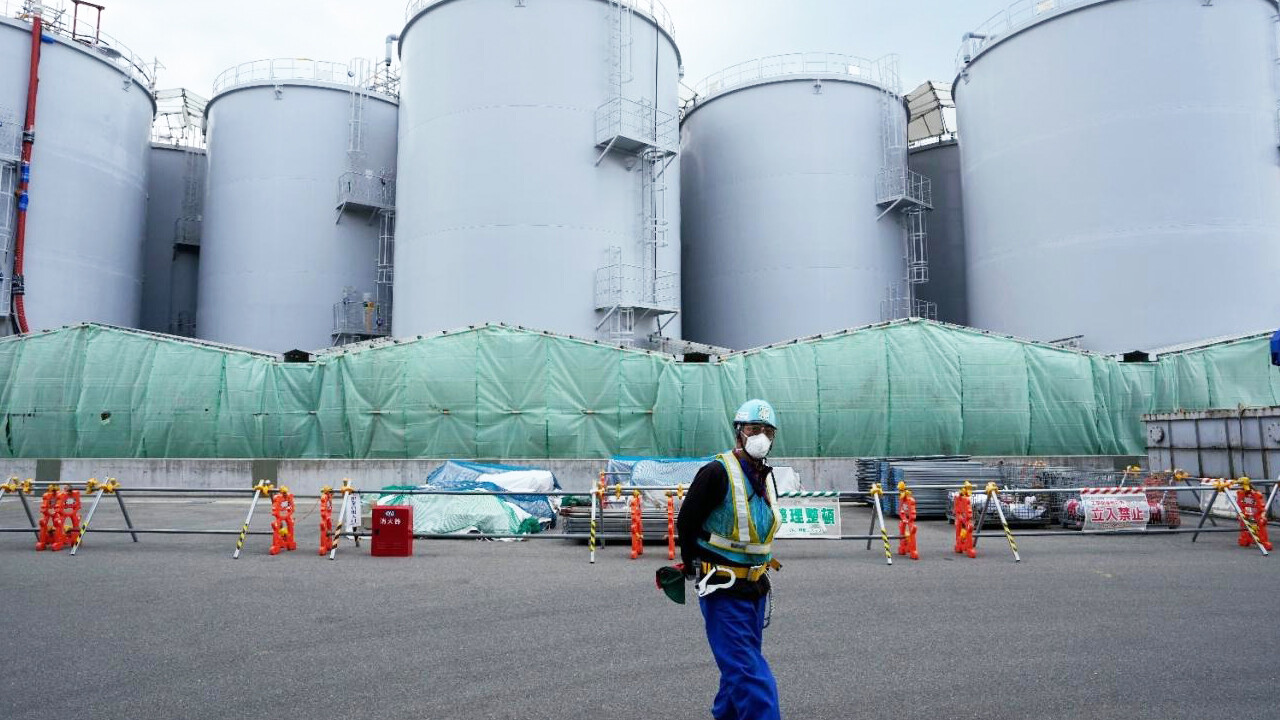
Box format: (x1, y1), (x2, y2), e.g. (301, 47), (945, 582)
(698, 590), (781, 720)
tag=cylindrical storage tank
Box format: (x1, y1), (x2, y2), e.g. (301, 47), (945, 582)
(199, 59), (398, 352)
(909, 139), (967, 325)
(956, 0), (1280, 351)
(142, 143), (205, 336)
(395, 0), (683, 342)
(681, 54), (906, 350)
(0, 14), (153, 332)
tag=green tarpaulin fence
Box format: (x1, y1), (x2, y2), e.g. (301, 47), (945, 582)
(0, 320), (1274, 459)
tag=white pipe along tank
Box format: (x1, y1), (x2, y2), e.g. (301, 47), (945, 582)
(198, 59), (398, 352)
(394, 0), (683, 345)
(955, 0), (1280, 352)
(680, 54), (913, 350)
(0, 11), (153, 333)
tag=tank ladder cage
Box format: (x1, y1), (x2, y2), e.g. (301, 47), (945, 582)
(880, 284), (936, 322)
(376, 209), (395, 323)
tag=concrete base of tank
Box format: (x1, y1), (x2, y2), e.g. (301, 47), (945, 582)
(14, 455), (1140, 496)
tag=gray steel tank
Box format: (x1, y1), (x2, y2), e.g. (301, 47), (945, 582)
(142, 143), (205, 336)
(681, 54), (911, 350)
(199, 59), (398, 352)
(395, 0), (683, 344)
(955, 0), (1280, 351)
(909, 140), (967, 325)
(0, 11), (154, 332)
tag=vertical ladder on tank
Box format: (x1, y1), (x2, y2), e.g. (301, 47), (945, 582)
(607, 0), (634, 97)
(875, 55), (934, 321)
(176, 147), (202, 246)
(347, 58), (370, 170)
(640, 145), (670, 304)
(376, 208), (395, 334)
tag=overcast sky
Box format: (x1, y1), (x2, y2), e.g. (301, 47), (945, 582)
(94, 0), (1016, 99)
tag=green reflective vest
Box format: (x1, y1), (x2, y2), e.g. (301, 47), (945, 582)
(697, 452), (781, 565)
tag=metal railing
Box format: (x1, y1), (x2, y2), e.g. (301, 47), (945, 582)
(594, 263), (677, 311)
(594, 96), (678, 152)
(692, 52), (889, 104)
(405, 0), (675, 37)
(0, 1), (155, 88)
(337, 171), (396, 210)
(875, 166), (933, 207)
(333, 296), (389, 339)
(213, 58), (398, 97)
(956, 0), (1103, 72)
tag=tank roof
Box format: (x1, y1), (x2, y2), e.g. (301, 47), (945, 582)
(685, 52), (897, 117)
(405, 0), (676, 38)
(0, 8), (155, 94)
(211, 58), (399, 102)
(400, 0), (681, 71)
(955, 0), (1280, 80)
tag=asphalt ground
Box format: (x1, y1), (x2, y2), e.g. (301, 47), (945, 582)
(1, 497), (1276, 720)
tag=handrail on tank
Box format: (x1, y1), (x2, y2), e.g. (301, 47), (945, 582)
(211, 57), (399, 96)
(955, 0), (1102, 73)
(690, 52), (891, 105)
(1, 0), (155, 88)
(404, 0), (676, 37)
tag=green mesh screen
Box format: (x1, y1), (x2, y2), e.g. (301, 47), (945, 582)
(0, 321), (1274, 459)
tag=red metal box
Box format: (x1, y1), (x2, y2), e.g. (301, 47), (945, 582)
(371, 505), (414, 557)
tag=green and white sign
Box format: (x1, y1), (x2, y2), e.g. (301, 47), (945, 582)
(774, 495), (841, 539)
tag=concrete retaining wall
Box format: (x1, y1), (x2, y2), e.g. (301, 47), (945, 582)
(4, 455), (1142, 497)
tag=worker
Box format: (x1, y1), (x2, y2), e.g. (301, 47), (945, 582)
(676, 398), (783, 720)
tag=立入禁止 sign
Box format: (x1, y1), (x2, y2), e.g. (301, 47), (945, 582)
(1081, 489), (1149, 532)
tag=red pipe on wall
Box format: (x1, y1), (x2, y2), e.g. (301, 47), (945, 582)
(11, 13), (43, 334)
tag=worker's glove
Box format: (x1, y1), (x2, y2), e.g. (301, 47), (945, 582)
(680, 559), (696, 579)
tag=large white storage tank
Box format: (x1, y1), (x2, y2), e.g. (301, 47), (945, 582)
(956, 0), (1280, 351)
(0, 9), (153, 332)
(681, 54), (923, 350)
(199, 59), (398, 352)
(395, 0), (683, 344)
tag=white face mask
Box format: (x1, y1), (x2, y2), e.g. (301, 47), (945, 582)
(743, 433), (772, 460)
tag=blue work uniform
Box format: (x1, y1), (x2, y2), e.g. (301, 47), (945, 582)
(676, 451), (782, 720)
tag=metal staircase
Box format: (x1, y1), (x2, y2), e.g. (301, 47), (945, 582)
(875, 55), (935, 321)
(332, 58), (394, 344)
(592, 1), (679, 345)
